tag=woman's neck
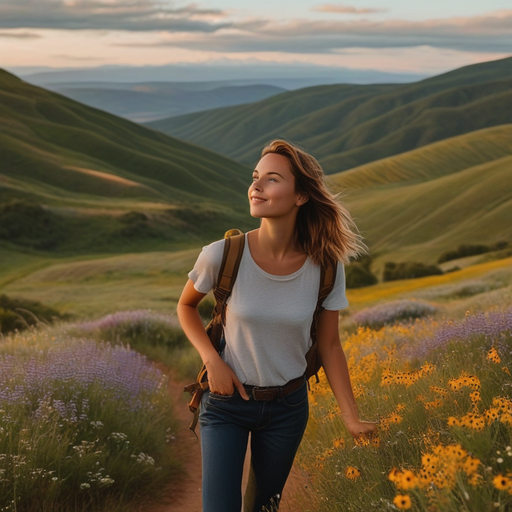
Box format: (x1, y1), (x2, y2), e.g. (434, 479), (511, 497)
(250, 219), (301, 261)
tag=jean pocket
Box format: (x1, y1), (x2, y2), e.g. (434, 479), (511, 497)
(207, 389), (237, 402)
(281, 382), (308, 408)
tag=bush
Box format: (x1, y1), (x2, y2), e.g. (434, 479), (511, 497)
(346, 255), (378, 289)
(117, 211), (151, 237)
(383, 261), (443, 281)
(346, 264), (378, 289)
(0, 294), (67, 334)
(0, 198), (61, 249)
(437, 243), (500, 263)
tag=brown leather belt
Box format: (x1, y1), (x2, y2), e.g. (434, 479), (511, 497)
(243, 375), (305, 401)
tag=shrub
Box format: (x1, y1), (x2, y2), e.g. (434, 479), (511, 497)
(437, 244), (495, 264)
(71, 309), (187, 351)
(383, 261), (443, 281)
(0, 199), (60, 249)
(117, 211), (151, 237)
(0, 294), (67, 334)
(346, 255), (378, 289)
(346, 264), (378, 289)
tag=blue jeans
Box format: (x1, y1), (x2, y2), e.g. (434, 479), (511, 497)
(199, 378), (309, 512)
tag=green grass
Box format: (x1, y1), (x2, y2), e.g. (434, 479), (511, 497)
(146, 56), (512, 172)
(0, 68), (256, 256)
(324, 126), (512, 270)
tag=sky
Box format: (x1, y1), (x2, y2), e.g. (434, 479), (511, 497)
(0, 0), (511, 77)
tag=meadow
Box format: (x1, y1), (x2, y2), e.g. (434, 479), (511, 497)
(0, 324), (182, 512)
(1, 243), (511, 511)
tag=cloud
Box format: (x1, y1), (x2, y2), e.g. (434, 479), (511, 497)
(0, 0), (231, 32)
(51, 54), (104, 60)
(312, 4), (387, 14)
(124, 9), (512, 54)
(0, 30), (41, 38)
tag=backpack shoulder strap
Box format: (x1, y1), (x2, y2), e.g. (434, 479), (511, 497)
(213, 230), (245, 325)
(306, 260), (338, 381)
(184, 229), (245, 435)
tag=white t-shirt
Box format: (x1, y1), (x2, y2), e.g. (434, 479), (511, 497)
(188, 236), (349, 387)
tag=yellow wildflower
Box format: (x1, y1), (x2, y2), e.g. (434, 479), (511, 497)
(393, 494), (412, 510)
(487, 347), (501, 364)
(345, 466), (361, 480)
(493, 474), (511, 492)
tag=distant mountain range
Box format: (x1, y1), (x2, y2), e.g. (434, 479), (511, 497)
(16, 63), (426, 89)
(146, 56), (512, 173)
(38, 82), (287, 122)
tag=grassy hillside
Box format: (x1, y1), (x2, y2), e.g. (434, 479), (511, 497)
(330, 125), (512, 269)
(146, 57), (512, 172)
(0, 69), (256, 254)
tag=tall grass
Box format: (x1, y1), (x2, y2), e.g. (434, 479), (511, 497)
(300, 307), (512, 511)
(0, 327), (180, 512)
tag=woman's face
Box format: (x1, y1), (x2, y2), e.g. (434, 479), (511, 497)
(248, 153), (307, 219)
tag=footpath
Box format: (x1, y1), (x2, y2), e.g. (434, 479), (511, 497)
(142, 366), (312, 512)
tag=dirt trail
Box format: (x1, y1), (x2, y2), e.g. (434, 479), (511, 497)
(146, 367), (313, 512)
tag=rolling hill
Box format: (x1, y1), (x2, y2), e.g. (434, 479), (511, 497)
(146, 56), (512, 173)
(0, 69), (255, 254)
(330, 124), (512, 269)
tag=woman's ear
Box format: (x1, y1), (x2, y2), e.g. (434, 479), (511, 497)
(296, 195), (309, 206)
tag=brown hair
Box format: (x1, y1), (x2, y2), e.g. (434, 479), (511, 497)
(261, 139), (367, 267)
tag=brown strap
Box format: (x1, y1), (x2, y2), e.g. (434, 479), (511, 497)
(184, 229), (245, 437)
(306, 260), (338, 382)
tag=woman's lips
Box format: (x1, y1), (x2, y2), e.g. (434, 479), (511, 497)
(251, 196), (267, 203)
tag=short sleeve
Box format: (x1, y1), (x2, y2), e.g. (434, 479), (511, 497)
(187, 239), (226, 294)
(321, 263), (349, 311)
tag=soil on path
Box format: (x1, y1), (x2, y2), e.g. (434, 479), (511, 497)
(144, 367), (313, 512)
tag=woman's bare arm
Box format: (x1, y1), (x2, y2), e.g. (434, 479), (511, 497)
(176, 279), (249, 398)
(316, 309), (377, 438)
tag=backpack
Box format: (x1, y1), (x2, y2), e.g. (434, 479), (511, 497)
(183, 229), (337, 433)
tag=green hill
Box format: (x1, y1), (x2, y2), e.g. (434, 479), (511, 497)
(330, 124), (512, 270)
(146, 57), (512, 173)
(0, 69), (255, 254)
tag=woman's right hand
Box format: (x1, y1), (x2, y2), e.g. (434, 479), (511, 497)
(205, 355), (250, 400)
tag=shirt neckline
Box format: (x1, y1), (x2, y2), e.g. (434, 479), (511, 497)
(244, 234), (311, 281)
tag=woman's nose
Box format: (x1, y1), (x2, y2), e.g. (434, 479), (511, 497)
(251, 179), (262, 191)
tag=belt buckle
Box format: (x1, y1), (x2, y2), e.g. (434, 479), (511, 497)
(251, 387), (274, 401)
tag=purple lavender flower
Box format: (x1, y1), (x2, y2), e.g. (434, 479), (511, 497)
(0, 339), (166, 418)
(353, 300), (438, 329)
(403, 306), (512, 360)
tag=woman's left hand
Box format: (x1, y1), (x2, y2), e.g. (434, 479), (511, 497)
(345, 419), (379, 440)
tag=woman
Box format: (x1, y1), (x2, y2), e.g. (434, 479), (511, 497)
(177, 140), (377, 512)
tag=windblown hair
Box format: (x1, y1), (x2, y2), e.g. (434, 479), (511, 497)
(261, 139), (367, 267)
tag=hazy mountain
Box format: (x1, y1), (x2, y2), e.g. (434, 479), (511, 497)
(145, 56), (512, 173)
(15, 63), (427, 89)
(39, 82), (287, 122)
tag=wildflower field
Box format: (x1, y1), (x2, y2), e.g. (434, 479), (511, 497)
(300, 307), (512, 511)
(0, 326), (181, 512)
